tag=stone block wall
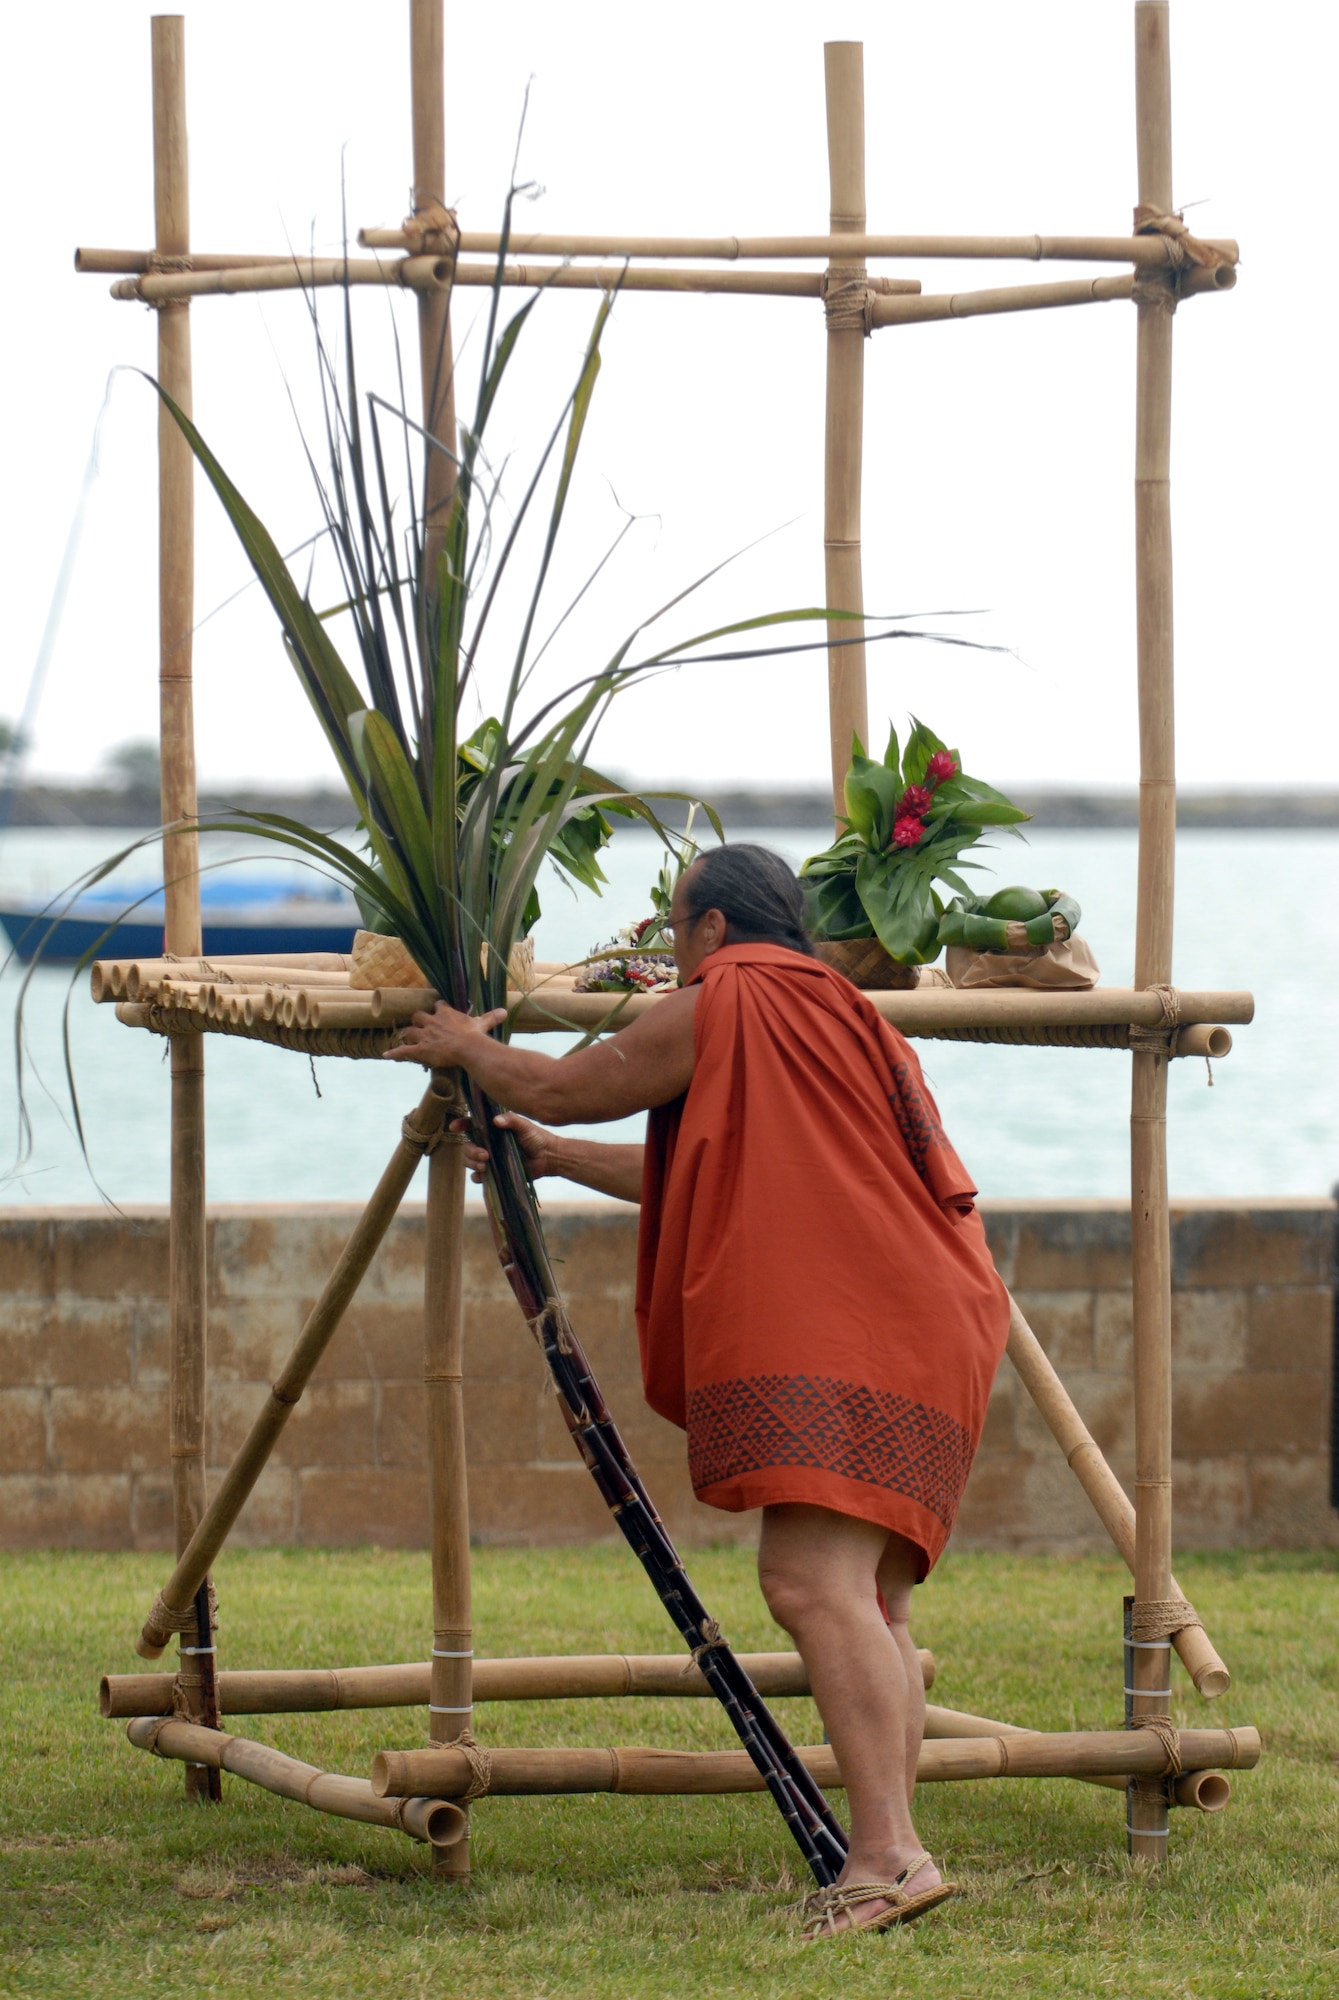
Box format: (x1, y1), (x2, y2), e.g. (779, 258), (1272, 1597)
(0, 1197), (1333, 1553)
(962, 1199), (1338, 1552)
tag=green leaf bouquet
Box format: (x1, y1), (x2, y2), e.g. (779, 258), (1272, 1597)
(801, 718), (1031, 965)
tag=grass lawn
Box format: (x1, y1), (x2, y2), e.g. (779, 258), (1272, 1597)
(1, 1544), (1336, 1998)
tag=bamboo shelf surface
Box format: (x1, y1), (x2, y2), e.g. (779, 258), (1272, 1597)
(96, 955), (1252, 1058)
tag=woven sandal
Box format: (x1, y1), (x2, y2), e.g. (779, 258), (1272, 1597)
(799, 1854), (960, 1940)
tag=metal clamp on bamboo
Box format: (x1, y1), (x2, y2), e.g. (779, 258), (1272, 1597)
(127, 1717), (465, 1849)
(135, 1087), (449, 1659)
(371, 1725), (1260, 1800)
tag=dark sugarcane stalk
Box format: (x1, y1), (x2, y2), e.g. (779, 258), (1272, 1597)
(467, 1071), (849, 1885)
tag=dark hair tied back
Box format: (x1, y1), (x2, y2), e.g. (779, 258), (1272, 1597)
(683, 844), (814, 955)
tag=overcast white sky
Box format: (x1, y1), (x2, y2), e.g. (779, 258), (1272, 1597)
(1, 1), (1334, 796)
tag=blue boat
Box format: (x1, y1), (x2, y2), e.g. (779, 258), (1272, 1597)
(0, 871), (360, 964)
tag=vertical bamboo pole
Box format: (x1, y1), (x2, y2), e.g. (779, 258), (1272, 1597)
(411, 0), (457, 588)
(153, 14), (212, 1801)
(822, 43), (870, 822)
(1129, 0), (1177, 1864)
(424, 1079), (471, 1880)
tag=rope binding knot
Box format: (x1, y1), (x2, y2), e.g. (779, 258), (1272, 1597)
(684, 1617), (726, 1672)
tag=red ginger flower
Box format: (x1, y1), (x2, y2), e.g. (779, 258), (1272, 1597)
(925, 750), (958, 786)
(899, 783), (934, 815)
(892, 815), (926, 848)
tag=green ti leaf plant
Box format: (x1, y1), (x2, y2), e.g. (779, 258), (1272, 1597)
(800, 717), (1030, 964)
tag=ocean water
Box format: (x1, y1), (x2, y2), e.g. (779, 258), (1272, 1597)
(0, 825), (1335, 1208)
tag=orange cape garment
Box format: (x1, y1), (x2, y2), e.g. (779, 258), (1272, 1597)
(635, 943), (1009, 1576)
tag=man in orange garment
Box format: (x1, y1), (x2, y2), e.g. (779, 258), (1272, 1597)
(389, 846), (1010, 1936)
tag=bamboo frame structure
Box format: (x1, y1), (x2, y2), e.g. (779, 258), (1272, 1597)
(77, 1), (1251, 1885)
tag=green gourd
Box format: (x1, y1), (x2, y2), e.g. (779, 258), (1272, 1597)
(937, 888), (1082, 954)
(984, 885), (1049, 921)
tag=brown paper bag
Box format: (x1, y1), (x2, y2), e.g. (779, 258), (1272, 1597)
(942, 936), (1100, 990)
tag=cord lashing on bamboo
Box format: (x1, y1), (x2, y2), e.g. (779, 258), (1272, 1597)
(145, 1589), (197, 1636)
(685, 1617), (725, 1670)
(1130, 1596), (1204, 1641)
(1127, 984), (1182, 1050)
(822, 271), (872, 335)
(432, 1727), (492, 1802)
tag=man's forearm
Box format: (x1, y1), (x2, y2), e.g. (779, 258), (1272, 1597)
(543, 1137), (644, 1204)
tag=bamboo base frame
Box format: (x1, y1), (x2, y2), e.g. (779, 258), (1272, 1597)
(79, 0), (1252, 1887)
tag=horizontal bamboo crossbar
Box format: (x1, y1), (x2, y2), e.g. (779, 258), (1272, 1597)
(94, 959), (1253, 1028)
(107, 967), (1252, 1039)
(110, 254), (454, 300)
(356, 227), (1239, 266)
(90, 953), (353, 1001)
(871, 264), (1234, 329)
(101, 1647), (935, 1717)
(919, 1700), (1228, 1805)
(77, 247), (311, 273)
(126, 1716), (465, 1847)
(372, 1724), (1260, 1799)
(508, 984), (1255, 1033)
(101, 257), (1235, 321)
(105, 257), (921, 307)
(110, 986), (1248, 1058)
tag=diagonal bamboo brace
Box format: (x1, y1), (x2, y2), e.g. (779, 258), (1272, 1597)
(1005, 1294), (1230, 1696)
(135, 1088), (448, 1659)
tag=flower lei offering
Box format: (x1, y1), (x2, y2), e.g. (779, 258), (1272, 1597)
(800, 719), (1030, 966)
(573, 917), (679, 994)
(571, 841), (696, 993)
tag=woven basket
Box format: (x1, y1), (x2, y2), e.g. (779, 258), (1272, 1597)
(349, 930), (537, 993)
(350, 930), (426, 990)
(813, 938), (921, 990)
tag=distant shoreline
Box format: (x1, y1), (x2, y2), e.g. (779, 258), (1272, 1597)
(5, 783), (1338, 833)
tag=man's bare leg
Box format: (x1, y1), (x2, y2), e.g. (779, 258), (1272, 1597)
(757, 1502), (941, 1928)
